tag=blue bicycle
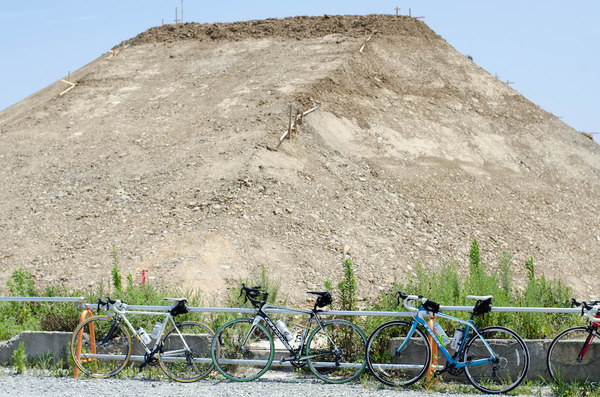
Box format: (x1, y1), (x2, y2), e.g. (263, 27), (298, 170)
(366, 291), (530, 393)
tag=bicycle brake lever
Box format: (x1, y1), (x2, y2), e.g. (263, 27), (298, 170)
(240, 289), (248, 303)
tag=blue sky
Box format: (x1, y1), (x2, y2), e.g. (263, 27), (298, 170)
(0, 1), (598, 141)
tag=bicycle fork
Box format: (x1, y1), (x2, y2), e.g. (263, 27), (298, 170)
(577, 327), (597, 362)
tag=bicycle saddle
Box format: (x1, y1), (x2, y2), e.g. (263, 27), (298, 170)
(164, 297), (187, 303)
(466, 295), (493, 301)
(307, 291), (329, 297)
(308, 291), (332, 308)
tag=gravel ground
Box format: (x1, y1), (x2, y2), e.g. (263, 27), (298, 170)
(0, 371), (552, 397)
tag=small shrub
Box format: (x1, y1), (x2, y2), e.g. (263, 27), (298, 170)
(0, 264), (207, 341)
(12, 342), (27, 374)
(366, 240), (578, 338)
(111, 245), (122, 293)
(7, 268), (37, 296)
(338, 259), (358, 312)
(515, 257), (573, 338)
(210, 265), (286, 331)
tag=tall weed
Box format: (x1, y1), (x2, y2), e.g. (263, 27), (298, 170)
(209, 265), (287, 331)
(365, 239), (577, 337)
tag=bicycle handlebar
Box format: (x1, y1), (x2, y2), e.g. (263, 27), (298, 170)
(97, 296), (125, 312)
(240, 284), (269, 308)
(572, 298), (600, 323)
(397, 291), (435, 313)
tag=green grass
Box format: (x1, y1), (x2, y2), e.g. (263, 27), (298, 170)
(551, 379), (600, 397)
(0, 252), (208, 341)
(1, 240), (580, 341)
(0, 241), (592, 390)
(364, 239), (580, 338)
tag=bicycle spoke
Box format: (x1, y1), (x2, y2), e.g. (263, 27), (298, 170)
(211, 318), (274, 381)
(366, 320), (430, 387)
(159, 321), (214, 382)
(547, 326), (600, 384)
(71, 316), (131, 378)
(306, 319), (367, 383)
(464, 326), (529, 393)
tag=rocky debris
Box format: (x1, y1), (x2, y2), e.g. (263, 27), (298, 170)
(0, 15), (599, 304)
(119, 15), (436, 47)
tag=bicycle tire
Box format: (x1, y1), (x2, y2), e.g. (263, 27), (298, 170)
(365, 320), (431, 387)
(547, 326), (600, 384)
(305, 319), (367, 383)
(158, 321), (215, 382)
(463, 326), (529, 394)
(70, 315), (132, 378)
(211, 318), (274, 381)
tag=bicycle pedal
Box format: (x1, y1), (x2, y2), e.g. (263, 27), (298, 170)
(434, 367), (448, 377)
(279, 355), (296, 363)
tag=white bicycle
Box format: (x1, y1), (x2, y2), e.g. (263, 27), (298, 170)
(71, 296), (214, 382)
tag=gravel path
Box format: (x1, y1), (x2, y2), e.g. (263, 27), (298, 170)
(0, 372), (552, 397)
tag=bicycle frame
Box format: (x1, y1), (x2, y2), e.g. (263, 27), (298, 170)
(398, 307), (496, 369)
(246, 303), (334, 361)
(577, 313), (600, 361)
(105, 305), (191, 359)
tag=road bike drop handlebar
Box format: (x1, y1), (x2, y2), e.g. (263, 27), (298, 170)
(397, 291), (440, 314)
(572, 298), (600, 323)
(240, 284), (269, 308)
(97, 296), (126, 312)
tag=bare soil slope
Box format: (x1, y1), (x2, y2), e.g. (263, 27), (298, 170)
(1, 15), (599, 303)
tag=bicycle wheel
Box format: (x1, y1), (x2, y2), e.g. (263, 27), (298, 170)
(159, 321), (215, 382)
(211, 318), (274, 381)
(547, 326), (600, 384)
(366, 320), (431, 387)
(305, 319), (367, 383)
(70, 315), (132, 378)
(464, 326), (529, 394)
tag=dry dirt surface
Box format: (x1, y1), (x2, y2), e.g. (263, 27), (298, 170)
(1, 15), (599, 304)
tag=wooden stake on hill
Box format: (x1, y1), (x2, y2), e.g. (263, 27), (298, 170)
(59, 79), (76, 97)
(359, 32), (374, 53)
(267, 105), (321, 151)
(410, 8), (425, 19)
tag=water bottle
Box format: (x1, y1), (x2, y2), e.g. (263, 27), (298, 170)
(450, 327), (464, 350)
(138, 327), (151, 344)
(275, 319), (294, 341)
(431, 321), (450, 346)
(151, 321), (163, 340)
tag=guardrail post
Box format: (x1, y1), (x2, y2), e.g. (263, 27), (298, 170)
(73, 309), (94, 378)
(426, 315), (438, 387)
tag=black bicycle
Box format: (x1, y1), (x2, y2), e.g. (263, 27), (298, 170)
(210, 284), (367, 383)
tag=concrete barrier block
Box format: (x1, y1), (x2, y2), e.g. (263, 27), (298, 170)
(0, 331), (73, 365)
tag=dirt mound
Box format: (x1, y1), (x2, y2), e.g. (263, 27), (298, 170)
(119, 15), (436, 46)
(1, 15), (599, 304)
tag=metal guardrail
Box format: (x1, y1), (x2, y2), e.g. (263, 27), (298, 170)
(0, 297), (84, 303)
(0, 296), (585, 315)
